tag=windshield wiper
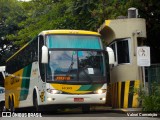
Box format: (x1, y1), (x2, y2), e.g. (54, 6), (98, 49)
(67, 61), (74, 74)
(66, 53), (74, 75)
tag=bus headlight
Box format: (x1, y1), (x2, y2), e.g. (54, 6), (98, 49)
(47, 89), (62, 94)
(94, 89), (106, 94)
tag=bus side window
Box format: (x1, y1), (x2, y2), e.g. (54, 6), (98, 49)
(39, 35), (45, 82)
(30, 37), (38, 62)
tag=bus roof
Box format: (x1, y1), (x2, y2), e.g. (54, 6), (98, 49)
(39, 30), (100, 36)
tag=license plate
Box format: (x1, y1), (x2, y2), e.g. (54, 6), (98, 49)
(74, 98), (84, 102)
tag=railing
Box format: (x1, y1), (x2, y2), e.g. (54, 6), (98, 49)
(145, 64), (160, 94)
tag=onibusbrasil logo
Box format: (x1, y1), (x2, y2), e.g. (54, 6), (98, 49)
(2, 112), (42, 117)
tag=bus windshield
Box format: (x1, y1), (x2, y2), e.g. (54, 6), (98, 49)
(46, 35), (102, 49)
(47, 50), (106, 83)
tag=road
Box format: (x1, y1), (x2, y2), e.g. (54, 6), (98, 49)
(0, 106), (159, 120)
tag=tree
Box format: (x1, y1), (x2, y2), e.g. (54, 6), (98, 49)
(7, 0), (74, 46)
(1, 0), (160, 63)
(127, 0), (160, 63)
(0, 0), (27, 65)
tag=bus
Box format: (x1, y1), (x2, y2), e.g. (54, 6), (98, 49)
(0, 87), (5, 111)
(0, 66), (5, 111)
(5, 30), (114, 112)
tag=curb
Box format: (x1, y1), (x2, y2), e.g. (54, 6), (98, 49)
(92, 105), (142, 113)
(93, 106), (160, 117)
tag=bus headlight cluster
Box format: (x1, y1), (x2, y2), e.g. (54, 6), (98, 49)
(94, 89), (106, 94)
(47, 89), (62, 94)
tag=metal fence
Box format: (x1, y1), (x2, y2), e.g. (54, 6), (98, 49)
(145, 64), (160, 83)
(145, 64), (160, 94)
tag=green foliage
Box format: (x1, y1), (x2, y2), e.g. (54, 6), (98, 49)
(127, 0), (160, 63)
(0, 0), (26, 65)
(7, 0), (74, 46)
(1, 0), (160, 64)
(138, 82), (160, 112)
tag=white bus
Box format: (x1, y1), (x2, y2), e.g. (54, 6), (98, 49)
(5, 30), (114, 112)
(0, 66), (5, 111)
(0, 87), (5, 111)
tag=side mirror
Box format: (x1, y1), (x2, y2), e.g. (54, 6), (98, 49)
(0, 66), (6, 72)
(0, 66), (6, 79)
(106, 47), (115, 64)
(41, 45), (48, 64)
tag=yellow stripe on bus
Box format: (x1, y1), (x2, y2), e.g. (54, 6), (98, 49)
(6, 43), (29, 62)
(51, 84), (92, 94)
(39, 30), (100, 36)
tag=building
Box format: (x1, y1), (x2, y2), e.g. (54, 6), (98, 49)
(98, 17), (147, 108)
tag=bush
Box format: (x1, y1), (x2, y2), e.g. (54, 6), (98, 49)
(138, 82), (160, 112)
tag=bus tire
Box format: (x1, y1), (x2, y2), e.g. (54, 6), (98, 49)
(0, 101), (5, 112)
(33, 90), (39, 112)
(9, 97), (15, 112)
(82, 105), (90, 113)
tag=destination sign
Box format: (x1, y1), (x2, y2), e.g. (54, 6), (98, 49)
(54, 76), (71, 81)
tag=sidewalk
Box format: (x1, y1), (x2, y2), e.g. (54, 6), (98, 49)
(91, 105), (142, 113)
(92, 106), (160, 117)
(118, 108), (142, 112)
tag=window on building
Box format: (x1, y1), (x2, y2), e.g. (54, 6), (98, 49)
(109, 38), (130, 66)
(117, 40), (130, 64)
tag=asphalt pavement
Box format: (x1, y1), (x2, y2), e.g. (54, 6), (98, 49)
(0, 105), (159, 120)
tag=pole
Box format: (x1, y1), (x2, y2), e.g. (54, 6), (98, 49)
(142, 66), (145, 88)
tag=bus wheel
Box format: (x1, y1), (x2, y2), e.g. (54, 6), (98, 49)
(0, 101), (5, 112)
(82, 105), (90, 113)
(33, 91), (39, 112)
(9, 97), (15, 112)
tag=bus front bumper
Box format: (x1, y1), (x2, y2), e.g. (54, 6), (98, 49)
(45, 92), (106, 105)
